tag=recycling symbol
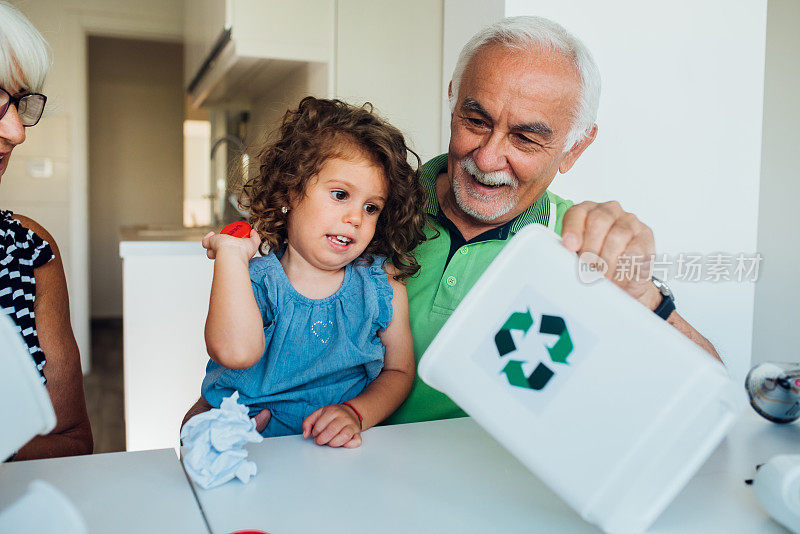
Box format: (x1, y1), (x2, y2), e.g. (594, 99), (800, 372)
(494, 309), (573, 390)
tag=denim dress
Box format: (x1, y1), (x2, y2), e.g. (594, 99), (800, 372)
(201, 250), (394, 437)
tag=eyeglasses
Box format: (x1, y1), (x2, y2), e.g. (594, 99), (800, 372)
(0, 87), (47, 127)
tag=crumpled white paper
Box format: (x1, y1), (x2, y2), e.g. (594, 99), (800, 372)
(180, 392), (264, 490)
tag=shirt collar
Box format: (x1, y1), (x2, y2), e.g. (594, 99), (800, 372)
(419, 154), (551, 236)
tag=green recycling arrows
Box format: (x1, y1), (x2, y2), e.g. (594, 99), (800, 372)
(495, 309), (573, 391)
(539, 315), (573, 365)
(494, 309), (534, 356)
(501, 360), (529, 388)
(501, 360), (555, 390)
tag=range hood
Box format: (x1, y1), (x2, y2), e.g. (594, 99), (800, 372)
(185, 0), (333, 108)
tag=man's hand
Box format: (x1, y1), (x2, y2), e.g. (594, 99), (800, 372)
(302, 404), (362, 448)
(561, 201), (661, 311)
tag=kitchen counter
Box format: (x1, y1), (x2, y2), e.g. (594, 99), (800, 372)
(119, 225), (213, 256)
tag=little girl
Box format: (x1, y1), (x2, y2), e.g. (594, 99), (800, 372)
(191, 97), (427, 448)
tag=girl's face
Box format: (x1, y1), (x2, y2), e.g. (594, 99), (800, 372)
(285, 153), (388, 274)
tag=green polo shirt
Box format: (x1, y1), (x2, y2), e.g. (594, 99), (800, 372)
(384, 154), (573, 425)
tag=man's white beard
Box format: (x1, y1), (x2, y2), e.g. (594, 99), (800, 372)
(452, 157), (518, 222)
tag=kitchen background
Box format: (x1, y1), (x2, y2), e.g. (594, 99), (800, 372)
(4, 0), (797, 452)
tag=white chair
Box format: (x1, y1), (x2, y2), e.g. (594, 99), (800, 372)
(0, 312), (56, 460)
(0, 312), (86, 533)
(0, 480), (87, 533)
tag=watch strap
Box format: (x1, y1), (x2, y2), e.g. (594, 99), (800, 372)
(653, 292), (675, 320)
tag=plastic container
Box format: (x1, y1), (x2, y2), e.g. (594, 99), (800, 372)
(418, 224), (742, 534)
(0, 313), (56, 460)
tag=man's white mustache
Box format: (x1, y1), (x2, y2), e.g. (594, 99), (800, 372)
(460, 158), (515, 187)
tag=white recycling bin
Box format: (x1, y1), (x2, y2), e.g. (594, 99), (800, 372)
(418, 224), (742, 534)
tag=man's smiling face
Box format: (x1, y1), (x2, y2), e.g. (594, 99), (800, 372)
(446, 43), (589, 226)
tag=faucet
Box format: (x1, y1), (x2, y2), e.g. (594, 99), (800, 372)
(209, 135), (250, 225)
(210, 134), (246, 158)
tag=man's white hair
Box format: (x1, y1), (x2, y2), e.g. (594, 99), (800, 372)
(449, 16), (600, 152)
(0, 1), (51, 92)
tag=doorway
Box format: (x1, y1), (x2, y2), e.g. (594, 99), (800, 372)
(86, 36), (184, 452)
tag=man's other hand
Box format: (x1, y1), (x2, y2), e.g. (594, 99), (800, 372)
(561, 201), (662, 311)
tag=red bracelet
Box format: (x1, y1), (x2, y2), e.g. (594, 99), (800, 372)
(340, 401), (363, 430)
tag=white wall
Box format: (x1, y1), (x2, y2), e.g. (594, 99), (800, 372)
(442, 0), (768, 383)
(241, 0), (445, 171)
(9, 0), (184, 370)
(246, 62), (329, 149)
(336, 0), (444, 163)
(752, 0), (800, 367)
(440, 0), (505, 154)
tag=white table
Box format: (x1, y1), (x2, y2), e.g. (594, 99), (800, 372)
(0, 448), (209, 533)
(191, 411), (799, 534)
(651, 410), (799, 533)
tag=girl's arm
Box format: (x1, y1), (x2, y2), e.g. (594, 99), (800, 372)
(302, 271), (415, 447)
(203, 230), (266, 370)
(13, 216), (93, 461)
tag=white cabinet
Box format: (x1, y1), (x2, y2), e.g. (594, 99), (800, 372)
(183, 0), (228, 90)
(186, 1), (444, 159)
(120, 240), (213, 452)
(185, 0), (334, 107)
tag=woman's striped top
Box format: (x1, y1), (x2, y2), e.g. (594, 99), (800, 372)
(0, 210), (54, 384)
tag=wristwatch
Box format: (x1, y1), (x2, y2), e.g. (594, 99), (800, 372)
(651, 277), (675, 320)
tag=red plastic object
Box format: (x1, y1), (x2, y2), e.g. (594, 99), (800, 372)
(228, 531), (270, 534)
(220, 221), (252, 238)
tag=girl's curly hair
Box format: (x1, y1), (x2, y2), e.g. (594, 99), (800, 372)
(242, 96), (428, 280)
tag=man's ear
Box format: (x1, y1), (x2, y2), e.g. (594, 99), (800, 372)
(448, 80), (453, 102)
(558, 124), (598, 174)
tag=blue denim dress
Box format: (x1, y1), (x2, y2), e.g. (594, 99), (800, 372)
(201, 250), (393, 437)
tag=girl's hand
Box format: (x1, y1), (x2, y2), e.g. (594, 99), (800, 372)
(201, 228), (261, 261)
(302, 404), (362, 448)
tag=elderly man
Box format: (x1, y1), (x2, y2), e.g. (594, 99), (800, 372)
(384, 16), (719, 425)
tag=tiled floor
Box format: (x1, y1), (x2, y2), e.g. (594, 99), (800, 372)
(83, 319), (125, 454)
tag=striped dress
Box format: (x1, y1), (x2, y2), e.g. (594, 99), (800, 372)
(0, 210), (54, 384)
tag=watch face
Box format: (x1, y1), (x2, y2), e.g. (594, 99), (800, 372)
(652, 277), (674, 299)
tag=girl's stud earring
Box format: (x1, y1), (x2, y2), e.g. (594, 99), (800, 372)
(281, 206), (289, 214)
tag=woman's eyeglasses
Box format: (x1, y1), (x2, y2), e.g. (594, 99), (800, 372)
(0, 87), (47, 127)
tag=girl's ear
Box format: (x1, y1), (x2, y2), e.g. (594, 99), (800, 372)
(287, 177), (313, 208)
(286, 190), (300, 210)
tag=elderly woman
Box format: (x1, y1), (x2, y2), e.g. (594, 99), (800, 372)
(1, 1), (92, 460)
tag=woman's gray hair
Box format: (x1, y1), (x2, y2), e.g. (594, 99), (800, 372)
(449, 16), (600, 152)
(0, 1), (51, 92)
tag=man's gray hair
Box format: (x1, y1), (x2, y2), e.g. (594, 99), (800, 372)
(0, 1), (51, 93)
(450, 16), (601, 152)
